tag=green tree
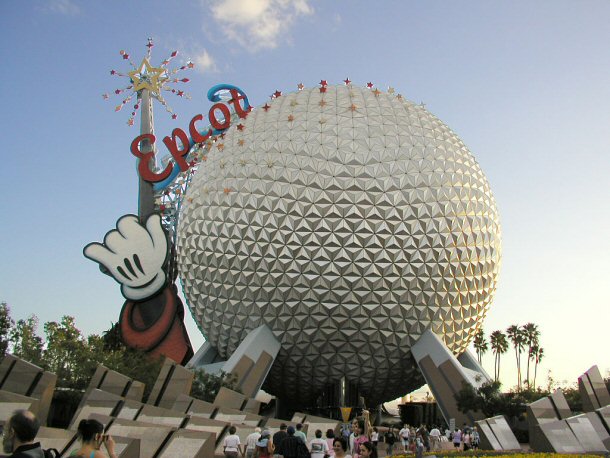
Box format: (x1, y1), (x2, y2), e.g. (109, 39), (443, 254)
(506, 324), (525, 390)
(522, 323), (540, 388)
(530, 345), (544, 390)
(0, 302), (14, 356)
(43, 316), (92, 389)
(10, 315), (44, 366)
(473, 328), (488, 363)
(490, 330), (508, 381)
(190, 369), (240, 403)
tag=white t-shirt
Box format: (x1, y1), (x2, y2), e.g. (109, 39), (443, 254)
(429, 428), (440, 438)
(399, 428), (410, 442)
(309, 438), (329, 458)
(224, 434), (241, 452)
(246, 432), (261, 450)
(371, 431), (379, 442)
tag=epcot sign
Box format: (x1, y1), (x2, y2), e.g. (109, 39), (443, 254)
(130, 84), (250, 188)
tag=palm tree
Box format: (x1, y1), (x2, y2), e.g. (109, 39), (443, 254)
(473, 328), (488, 363)
(522, 323), (540, 388)
(490, 330), (509, 381)
(531, 345), (544, 390)
(506, 324), (525, 390)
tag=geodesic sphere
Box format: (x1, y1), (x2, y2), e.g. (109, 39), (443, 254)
(176, 84), (501, 407)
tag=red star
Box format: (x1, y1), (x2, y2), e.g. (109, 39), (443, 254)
(115, 89), (121, 94)
(171, 51), (178, 57)
(344, 78), (351, 85)
(237, 124), (245, 131)
(297, 83), (304, 90)
(123, 54), (129, 60)
(263, 103), (271, 111)
(110, 70), (116, 75)
(367, 82), (374, 88)
(319, 87), (327, 93)
(177, 90), (184, 97)
(146, 41), (154, 49)
(181, 78), (190, 83)
(187, 61), (194, 68)
(171, 114), (177, 119)
(273, 90), (282, 98)
(319, 80), (328, 87)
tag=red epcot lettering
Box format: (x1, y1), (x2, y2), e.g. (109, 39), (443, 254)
(189, 114), (212, 144)
(162, 128), (191, 172)
(131, 134), (173, 183)
(209, 103), (231, 131)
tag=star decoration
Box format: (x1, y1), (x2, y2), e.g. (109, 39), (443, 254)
(420, 102), (426, 108)
(388, 87), (395, 94)
(344, 78), (351, 85)
(319, 118), (327, 124)
(319, 87), (327, 93)
(288, 115), (295, 122)
(171, 114), (177, 119)
(319, 99), (327, 107)
(217, 143), (224, 151)
(128, 58), (168, 94)
(263, 103), (271, 111)
(367, 82), (374, 88)
(177, 90), (184, 97)
(372, 88), (381, 97)
(239, 158), (247, 166)
(350, 104), (358, 112)
(237, 124), (245, 131)
(297, 83), (304, 90)
(273, 90), (282, 98)
(396, 94), (403, 100)
(238, 139), (245, 146)
(201, 155), (208, 161)
(319, 80), (328, 87)
(223, 187), (231, 194)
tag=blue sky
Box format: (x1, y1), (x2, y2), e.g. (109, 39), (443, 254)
(1, 0), (608, 393)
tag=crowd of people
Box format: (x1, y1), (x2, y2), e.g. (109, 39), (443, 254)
(2, 409), (480, 458)
(223, 411), (481, 458)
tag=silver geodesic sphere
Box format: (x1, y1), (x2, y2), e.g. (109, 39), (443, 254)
(176, 84), (501, 407)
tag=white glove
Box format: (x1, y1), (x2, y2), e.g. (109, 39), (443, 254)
(84, 214), (168, 301)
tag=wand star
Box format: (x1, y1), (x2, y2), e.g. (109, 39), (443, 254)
(129, 58), (167, 94)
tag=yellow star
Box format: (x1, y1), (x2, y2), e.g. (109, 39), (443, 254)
(350, 104), (358, 112)
(238, 139), (245, 146)
(224, 187), (231, 194)
(128, 58), (167, 94)
(319, 99), (327, 107)
(217, 143), (224, 151)
(372, 88), (381, 97)
(388, 87), (395, 94)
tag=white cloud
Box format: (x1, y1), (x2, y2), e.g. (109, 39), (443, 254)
(207, 0), (314, 51)
(193, 49), (218, 74)
(46, 0), (81, 15)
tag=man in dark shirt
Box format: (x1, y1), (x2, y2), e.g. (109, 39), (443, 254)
(277, 426), (309, 458)
(272, 423), (288, 458)
(2, 409), (44, 458)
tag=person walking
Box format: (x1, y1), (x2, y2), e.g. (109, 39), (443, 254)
(223, 426), (242, 458)
(246, 428), (262, 458)
(309, 430), (329, 458)
(383, 427), (396, 457)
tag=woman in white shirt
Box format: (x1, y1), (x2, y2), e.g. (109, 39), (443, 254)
(224, 426), (241, 458)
